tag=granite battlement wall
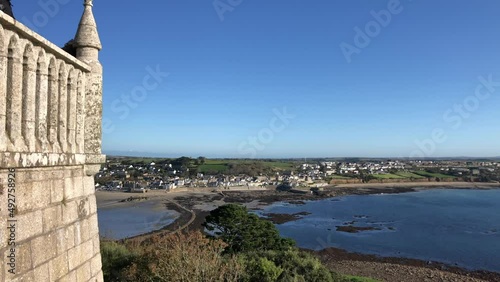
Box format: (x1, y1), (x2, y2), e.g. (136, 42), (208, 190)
(0, 1), (104, 281)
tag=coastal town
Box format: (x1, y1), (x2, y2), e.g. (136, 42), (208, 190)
(95, 157), (500, 192)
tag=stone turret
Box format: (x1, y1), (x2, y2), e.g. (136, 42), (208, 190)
(1, 1), (105, 281)
(75, 0), (102, 58)
(74, 0), (105, 173)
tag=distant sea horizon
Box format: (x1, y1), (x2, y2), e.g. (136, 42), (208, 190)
(103, 150), (500, 160)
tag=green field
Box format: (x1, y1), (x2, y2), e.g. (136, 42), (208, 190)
(413, 170), (455, 178)
(197, 160), (227, 173)
(372, 173), (406, 179)
(394, 172), (426, 179)
(203, 160), (228, 165)
(197, 159), (297, 173)
(108, 157), (298, 174)
(373, 171), (455, 179)
(111, 157), (166, 164)
(218, 159), (296, 169)
(262, 161), (296, 169)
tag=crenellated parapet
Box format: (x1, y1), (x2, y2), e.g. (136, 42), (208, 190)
(0, 5), (104, 172)
(0, 2), (105, 282)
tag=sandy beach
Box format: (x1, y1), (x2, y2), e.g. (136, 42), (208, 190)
(96, 182), (500, 282)
(96, 181), (500, 207)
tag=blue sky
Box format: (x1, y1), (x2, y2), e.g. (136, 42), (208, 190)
(13, 0), (500, 158)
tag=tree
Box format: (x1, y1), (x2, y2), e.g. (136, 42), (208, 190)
(198, 156), (206, 165)
(203, 204), (295, 254)
(359, 171), (375, 183)
(227, 162), (268, 176)
(131, 170), (141, 178)
(320, 165), (327, 173)
(171, 156), (192, 169)
(188, 167), (198, 178)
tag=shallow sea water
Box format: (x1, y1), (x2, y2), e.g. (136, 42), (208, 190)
(257, 189), (500, 272)
(98, 201), (179, 239)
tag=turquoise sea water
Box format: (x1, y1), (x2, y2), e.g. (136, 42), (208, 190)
(257, 189), (500, 272)
(97, 201), (179, 239)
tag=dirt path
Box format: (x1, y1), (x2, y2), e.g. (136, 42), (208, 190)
(164, 199), (196, 235)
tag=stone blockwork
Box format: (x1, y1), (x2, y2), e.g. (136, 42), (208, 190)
(0, 167), (103, 281)
(0, 1), (104, 281)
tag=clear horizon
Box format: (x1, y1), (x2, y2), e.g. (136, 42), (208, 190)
(15, 0), (500, 158)
(103, 149), (500, 160)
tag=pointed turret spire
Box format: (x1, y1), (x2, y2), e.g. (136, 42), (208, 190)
(74, 0), (104, 158)
(74, 0), (102, 52)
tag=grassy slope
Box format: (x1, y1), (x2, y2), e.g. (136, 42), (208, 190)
(198, 159), (297, 173)
(413, 170), (455, 178)
(372, 173), (406, 179)
(394, 172), (426, 179)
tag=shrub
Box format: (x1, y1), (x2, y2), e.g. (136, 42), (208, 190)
(100, 231), (358, 282)
(122, 231), (244, 281)
(100, 240), (135, 282)
(242, 257), (283, 282)
(239, 249), (344, 282)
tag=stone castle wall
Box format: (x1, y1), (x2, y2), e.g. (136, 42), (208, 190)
(0, 167), (102, 282)
(0, 2), (104, 281)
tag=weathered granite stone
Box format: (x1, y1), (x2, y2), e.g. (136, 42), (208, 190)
(0, 1), (104, 281)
